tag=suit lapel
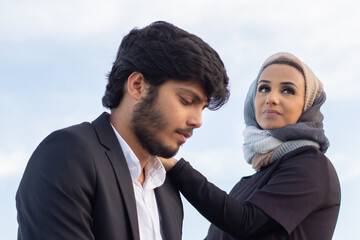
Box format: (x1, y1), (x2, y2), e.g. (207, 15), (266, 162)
(155, 178), (183, 240)
(92, 112), (140, 240)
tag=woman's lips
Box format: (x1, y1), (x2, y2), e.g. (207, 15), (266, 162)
(263, 109), (280, 117)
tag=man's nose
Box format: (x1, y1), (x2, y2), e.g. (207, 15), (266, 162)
(186, 110), (202, 128)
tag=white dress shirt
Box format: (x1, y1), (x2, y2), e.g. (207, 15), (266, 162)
(111, 124), (166, 240)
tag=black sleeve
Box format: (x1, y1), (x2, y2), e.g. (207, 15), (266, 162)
(16, 130), (96, 240)
(167, 159), (281, 238)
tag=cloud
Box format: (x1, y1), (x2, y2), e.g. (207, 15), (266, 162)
(0, 0), (217, 41)
(0, 150), (28, 178)
(328, 151), (360, 183)
(0, 0), (124, 41)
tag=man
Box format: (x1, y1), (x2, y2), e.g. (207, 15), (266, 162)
(16, 21), (229, 240)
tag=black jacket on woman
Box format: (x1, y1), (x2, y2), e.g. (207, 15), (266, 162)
(168, 146), (340, 240)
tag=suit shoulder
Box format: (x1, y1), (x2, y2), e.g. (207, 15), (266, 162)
(29, 122), (98, 175)
(39, 121), (97, 149)
(54, 121), (95, 139)
(20, 122), (98, 195)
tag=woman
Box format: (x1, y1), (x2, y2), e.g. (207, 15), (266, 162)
(160, 52), (341, 239)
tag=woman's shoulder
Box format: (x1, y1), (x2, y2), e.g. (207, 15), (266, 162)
(273, 145), (332, 184)
(277, 145), (339, 193)
(281, 145), (328, 166)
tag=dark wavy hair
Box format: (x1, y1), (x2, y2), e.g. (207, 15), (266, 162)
(102, 21), (230, 110)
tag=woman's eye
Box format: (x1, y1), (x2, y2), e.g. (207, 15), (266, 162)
(282, 87), (295, 95)
(258, 85), (269, 93)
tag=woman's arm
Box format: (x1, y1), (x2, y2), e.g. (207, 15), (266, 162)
(165, 158), (281, 238)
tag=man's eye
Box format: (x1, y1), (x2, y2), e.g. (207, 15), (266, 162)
(180, 97), (192, 105)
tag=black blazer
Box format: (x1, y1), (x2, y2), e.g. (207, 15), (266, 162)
(16, 112), (183, 240)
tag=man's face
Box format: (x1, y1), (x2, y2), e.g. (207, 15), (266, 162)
(131, 79), (208, 158)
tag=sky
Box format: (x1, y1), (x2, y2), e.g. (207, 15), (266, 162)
(1, 0), (360, 239)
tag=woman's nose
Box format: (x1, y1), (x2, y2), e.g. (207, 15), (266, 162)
(266, 92), (279, 105)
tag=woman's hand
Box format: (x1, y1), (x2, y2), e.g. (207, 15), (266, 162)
(158, 156), (178, 171)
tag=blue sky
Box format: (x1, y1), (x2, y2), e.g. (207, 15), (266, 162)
(1, 0), (360, 239)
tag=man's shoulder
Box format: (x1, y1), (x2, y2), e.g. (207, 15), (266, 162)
(35, 116), (104, 155)
(60, 121), (94, 137)
(40, 112), (116, 153)
(47, 112), (109, 144)
(41, 122), (93, 145)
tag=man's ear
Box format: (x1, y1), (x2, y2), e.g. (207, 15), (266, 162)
(127, 72), (148, 101)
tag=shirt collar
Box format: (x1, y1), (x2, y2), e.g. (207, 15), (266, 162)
(110, 124), (166, 189)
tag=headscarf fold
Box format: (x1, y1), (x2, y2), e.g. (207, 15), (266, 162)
(243, 52), (329, 170)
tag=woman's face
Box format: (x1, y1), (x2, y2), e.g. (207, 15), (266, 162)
(254, 64), (305, 130)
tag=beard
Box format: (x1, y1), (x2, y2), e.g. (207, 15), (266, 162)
(131, 86), (181, 158)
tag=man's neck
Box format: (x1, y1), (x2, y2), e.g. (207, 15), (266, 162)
(109, 110), (153, 169)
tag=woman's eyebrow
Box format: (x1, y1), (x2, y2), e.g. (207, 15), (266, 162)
(258, 80), (299, 89)
(280, 81), (299, 89)
(258, 79), (270, 84)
